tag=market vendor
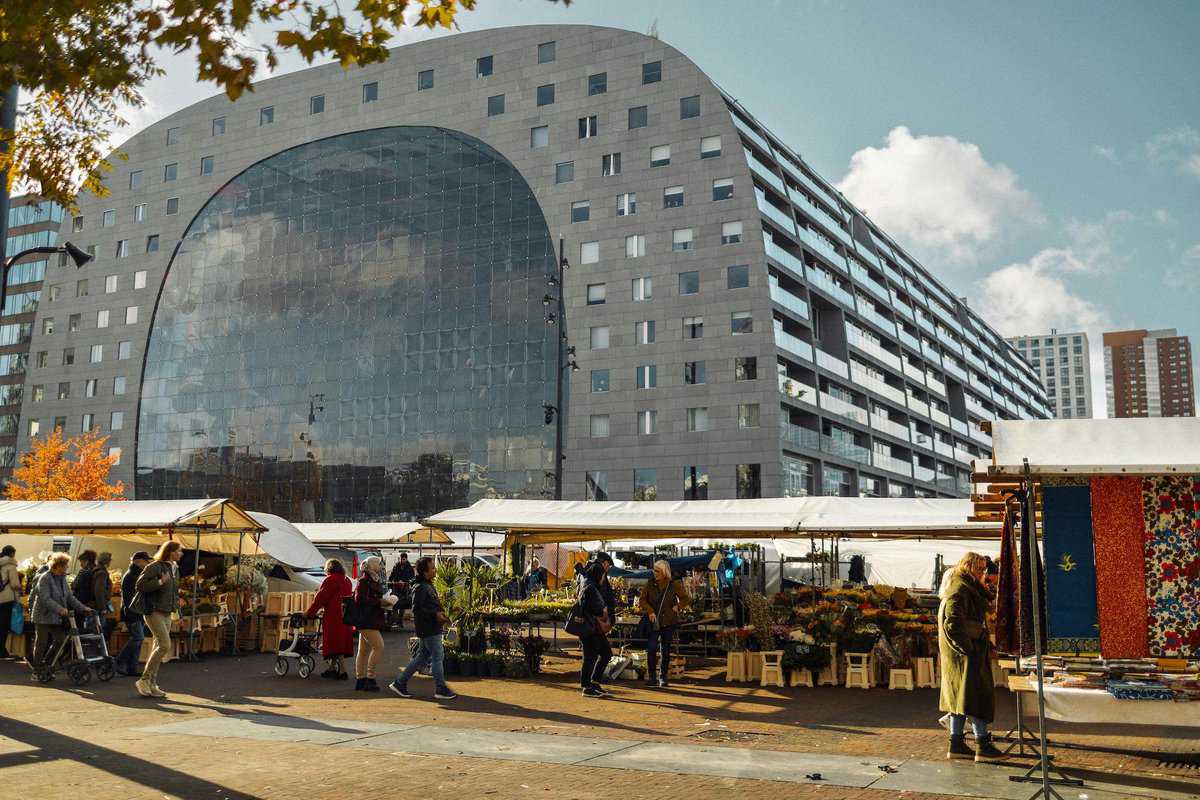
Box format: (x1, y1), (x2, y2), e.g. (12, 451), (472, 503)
(938, 551), (1002, 763)
(638, 560), (691, 689)
(523, 558), (550, 597)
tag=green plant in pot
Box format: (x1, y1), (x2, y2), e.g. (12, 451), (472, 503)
(443, 648), (460, 675)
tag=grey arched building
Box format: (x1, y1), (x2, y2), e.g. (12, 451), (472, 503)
(10, 25), (1049, 520)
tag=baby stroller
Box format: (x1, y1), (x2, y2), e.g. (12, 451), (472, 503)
(274, 613), (320, 678)
(34, 612), (116, 686)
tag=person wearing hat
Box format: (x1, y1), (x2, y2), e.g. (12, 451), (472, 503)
(115, 552), (151, 676)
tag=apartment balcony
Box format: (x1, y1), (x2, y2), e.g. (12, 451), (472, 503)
(853, 301), (898, 337)
(935, 475), (958, 494)
(850, 262), (891, 305)
(757, 192), (796, 235)
(851, 365), (907, 407)
(881, 261), (905, 287)
(815, 348), (850, 379)
(870, 414), (911, 443)
(732, 113), (773, 156)
(779, 158), (842, 214)
(769, 279), (810, 320)
(968, 372), (991, 395)
(780, 420), (820, 452)
(774, 326), (814, 362)
(748, 151), (788, 195)
(820, 391), (869, 425)
(797, 225), (848, 273)
(964, 349), (987, 372)
(911, 430), (934, 451)
(969, 426), (993, 447)
(778, 373), (818, 406)
(903, 359), (926, 384)
(963, 394), (991, 418)
(935, 327), (963, 355)
(898, 328), (922, 354)
(953, 446), (975, 464)
(957, 477), (973, 495)
(934, 440), (954, 458)
(806, 267), (856, 310)
(793, 192), (853, 249)
(822, 433), (871, 465)
(917, 314), (936, 335)
(950, 417), (969, 436)
(763, 236), (807, 278)
(925, 373), (946, 397)
(846, 326), (902, 372)
(890, 295), (915, 322)
(872, 451), (913, 477)
(929, 406), (951, 427)
(906, 395), (930, 418)
(913, 464), (936, 483)
(943, 358), (966, 382)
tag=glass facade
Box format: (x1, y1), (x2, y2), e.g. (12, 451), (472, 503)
(136, 127), (558, 520)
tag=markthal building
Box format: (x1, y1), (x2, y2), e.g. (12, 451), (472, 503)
(7, 26), (1050, 521)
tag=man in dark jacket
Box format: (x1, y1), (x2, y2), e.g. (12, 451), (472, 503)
(388, 557), (456, 700)
(71, 550), (98, 631)
(387, 552), (416, 629)
(115, 552), (150, 676)
(92, 552), (115, 641)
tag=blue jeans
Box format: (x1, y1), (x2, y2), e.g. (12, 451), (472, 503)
(949, 714), (989, 739)
(116, 618), (145, 672)
(396, 634), (447, 691)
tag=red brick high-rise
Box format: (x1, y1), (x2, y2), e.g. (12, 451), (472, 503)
(1103, 328), (1195, 418)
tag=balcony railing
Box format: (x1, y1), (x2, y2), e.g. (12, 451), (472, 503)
(851, 365), (907, 407)
(822, 433), (871, 465)
(957, 477), (973, 495)
(913, 464), (936, 483)
(814, 348), (850, 379)
(903, 359), (926, 384)
(757, 192), (796, 235)
(778, 158), (842, 214)
(929, 407), (951, 427)
(925, 373), (946, 396)
(778, 373), (818, 406)
(774, 327), (814, 362)
(898, 328), (922, 353)
(906, 395), (930, 418)
(935, 475), (958, 493)
(806, 267), (856, 310)
(763, 236), (807, 278)
(854, 301), (898, 337)
(950, 417), (969, 436)
(911, 430), (934, 450)
(964, 395), (991, 418)
(780, 420), (820, 451)
(946, 357), (970, 382)
(891, 295), (915, 322)
(917, 314), (936, 335)
(849, 261), (892, 306)
(793, 192), (853, 249)
(969, 426), (993, 447)
(870, 414), (911, 443)
(769, 279), (809, 320)
(935, 326), (963, 355)
(846, 326), (902, 372)
(732, 113), (773, 156)
(820, 391), (869, 425)
(748, 151), (787, 195)
(872, 451), (913, 477)
(797, 225), (847, 272)
(934, 440), (954, 458)
(953, 447), (975, 464)
(881, 261), (905, 287)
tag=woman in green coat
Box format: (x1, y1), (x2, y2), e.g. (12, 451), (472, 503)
(938, 552), (1001, 762)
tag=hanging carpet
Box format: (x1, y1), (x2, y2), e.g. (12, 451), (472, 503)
(1042, 484), (1100, 654)
(1141, 475), (1200, 657)
(1091, 475), (1150, 658)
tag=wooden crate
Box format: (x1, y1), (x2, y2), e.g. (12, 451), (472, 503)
(264, 593), (287, 617)
(235, 616), (262, 652)
(5, 632), (28, 659)
(199, 627), (222, 653)
(260, 617), (284, 653)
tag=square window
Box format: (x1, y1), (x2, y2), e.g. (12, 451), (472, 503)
(89, 344), (102, 363)
(735, 356), (758, 380)
(686, 407), (709, 432)
(129, 170), (142, 190)
(589, 326), (609, 350)
(48, 286), (61, 302)
(36, 352), (48, 368)
(418, 69), (434, 90)
(672, 228), (693, 251)
(616, 192), (636, 216)
(165, 197), (179, 215)
(530, 125), (549, 148)
(586, 471), (609, 500)
(97, 310), (109, 328)
(163, 163), (178, 182)
(84, 379), (97, 398)
(684, 466), (709, 500)
(166, 127), (180, 145)
(731, 311), (753, 334)
(125, 306), (138, 325)
(310, 94), (325, 114)
(701, 135), (722, 158)
(602, 152), (621, 176)
(628, 106), (648, 129)
(200, 155), (214, 175)
(62, 349), (74, 367)
(721, 221), (743, 244)
(650, 145), (670, 167)
(625, 234), (646, 258)
(115, 240), (129, 258)
(42, 318), (55, 335)
(712, 177), (734, 201)
(555, 161), (574, 183)
(487, 94), (505, 116)
(727, 264), (750, 289)
(70, 313), (81, 331)
(118, 341), (131, 360)
(146, 234), (159, 253)
(76, 280), (88, 298)
(108, 447), (122, 465)
(86, 414), (97, 431)
(737, 463), (762, 498)
(212, 116), (225, 136)
(111, 411), (124, 431)
(678, 271), (699, 295)
(632, 276), (652, 301)
(31, 385), (44, 402)
(683, 315), (704, 339)
(642, 61), (662, 84)
(537, 83), (555, 106)
(578, 115), (597, 138)
(634, 320), (655, 344)
(362, 82), (378, 103)
(134, 270), (147, 289)
(590, 414), (610, 438)
(260, 106), (274, 125)
(28, 420), (40, 437)
(588, 72), (607, 95)
(476, 55), (494, 77)
(680, 95), (701, 119)
(580, 241), (599, 264)
(738, 403), (760, 428)
(537, 41), (555, 63)
(636, 364), (657, 389)
(684, 361), (705, 385)
(52, 416), (66, 432)
(571, 201), (590, 223)
(637, 410), (658, 435)
(586, 283), (606, 305)
(72, 215), (84, 232)
(113, 376), (126, 395)
(105, 274), (118, 293)
(633, 468), (657, 500)
(102, 209), (115, 227)
(133, 203), (147, 222)
(663, 186), (684, 208)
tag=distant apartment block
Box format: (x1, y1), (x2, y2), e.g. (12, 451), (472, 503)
(1103, 328), (1194, 418)
(1007, 331), (1093, 418)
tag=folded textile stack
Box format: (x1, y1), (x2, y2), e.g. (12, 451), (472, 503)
(1106, 679), (1177, 701)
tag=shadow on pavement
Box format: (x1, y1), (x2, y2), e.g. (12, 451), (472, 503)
(0, 716), (261, 799)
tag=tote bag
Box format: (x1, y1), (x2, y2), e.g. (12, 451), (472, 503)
(9, 603), (24, 636)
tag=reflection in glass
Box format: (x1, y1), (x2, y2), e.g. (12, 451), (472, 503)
(137, 127), (557, 521)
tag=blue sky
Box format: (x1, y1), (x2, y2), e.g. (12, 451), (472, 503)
(126, 0), (1200, 414)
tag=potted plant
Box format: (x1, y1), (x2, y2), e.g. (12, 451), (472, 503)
(516, 634), (549, 674)
(459, 653), (476, 677)
(443, 648), (461, 676)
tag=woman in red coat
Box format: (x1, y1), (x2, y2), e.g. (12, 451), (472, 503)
(305, 559), (354, 680)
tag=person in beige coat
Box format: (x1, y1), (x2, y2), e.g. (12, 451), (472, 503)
(0, 545), (23, 659)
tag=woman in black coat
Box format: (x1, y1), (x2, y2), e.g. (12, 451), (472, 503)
(576, 560), (612, 698)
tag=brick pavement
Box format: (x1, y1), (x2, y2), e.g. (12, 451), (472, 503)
(1, 633), (1196, 800)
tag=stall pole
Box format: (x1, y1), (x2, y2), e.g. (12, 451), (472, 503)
(187, 526), (202, 662)
(230, 531), (244, 654)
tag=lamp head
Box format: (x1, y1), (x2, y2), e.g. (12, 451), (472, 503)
(62, 242), (93, 269)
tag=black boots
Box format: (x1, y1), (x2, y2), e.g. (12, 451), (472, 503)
(947, 734), (973, 760)
(973, 735), (1004, 762)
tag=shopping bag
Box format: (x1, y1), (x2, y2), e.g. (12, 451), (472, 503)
(10, 603), (24, 636)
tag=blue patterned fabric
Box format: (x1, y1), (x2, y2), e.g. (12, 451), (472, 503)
(1042, 485), (1100, 654)
(1106, 680), (1175, 701)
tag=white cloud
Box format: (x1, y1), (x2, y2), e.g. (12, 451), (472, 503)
(1153, 208), (1176, 226)
(1092, 145), (1119, 162)
(1186, 153), (1200, 179)
(836, 126), (1039, 263)
(1185, 243), (1200, 261)
(1146, 126), (1200, 179)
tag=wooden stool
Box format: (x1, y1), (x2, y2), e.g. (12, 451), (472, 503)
(726, 651), (748, 682)
(746, 651), (763, 682)
(845, 652), (872, 689)
(789, 668), (814, 687)
(760, 651), (785, 688)
(914, 657), (937, 688)
(889, 668), (914, 690)
(818, 644), (839, 686)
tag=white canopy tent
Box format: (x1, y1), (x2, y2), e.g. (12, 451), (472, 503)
(247, 513), (323, 569)
(295, 522), (505, 550)
(987, 417), (1200, 476)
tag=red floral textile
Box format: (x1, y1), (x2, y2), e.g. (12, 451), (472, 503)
(1091, 476), (1149, 658)
(1141, 475), (1200, 657)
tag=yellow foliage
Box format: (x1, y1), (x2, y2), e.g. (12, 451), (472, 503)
(4, 428), (126, 501)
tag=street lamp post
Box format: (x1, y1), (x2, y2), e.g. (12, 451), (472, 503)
(1, 242), (93, 313)
(542, 237), (577, 500)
